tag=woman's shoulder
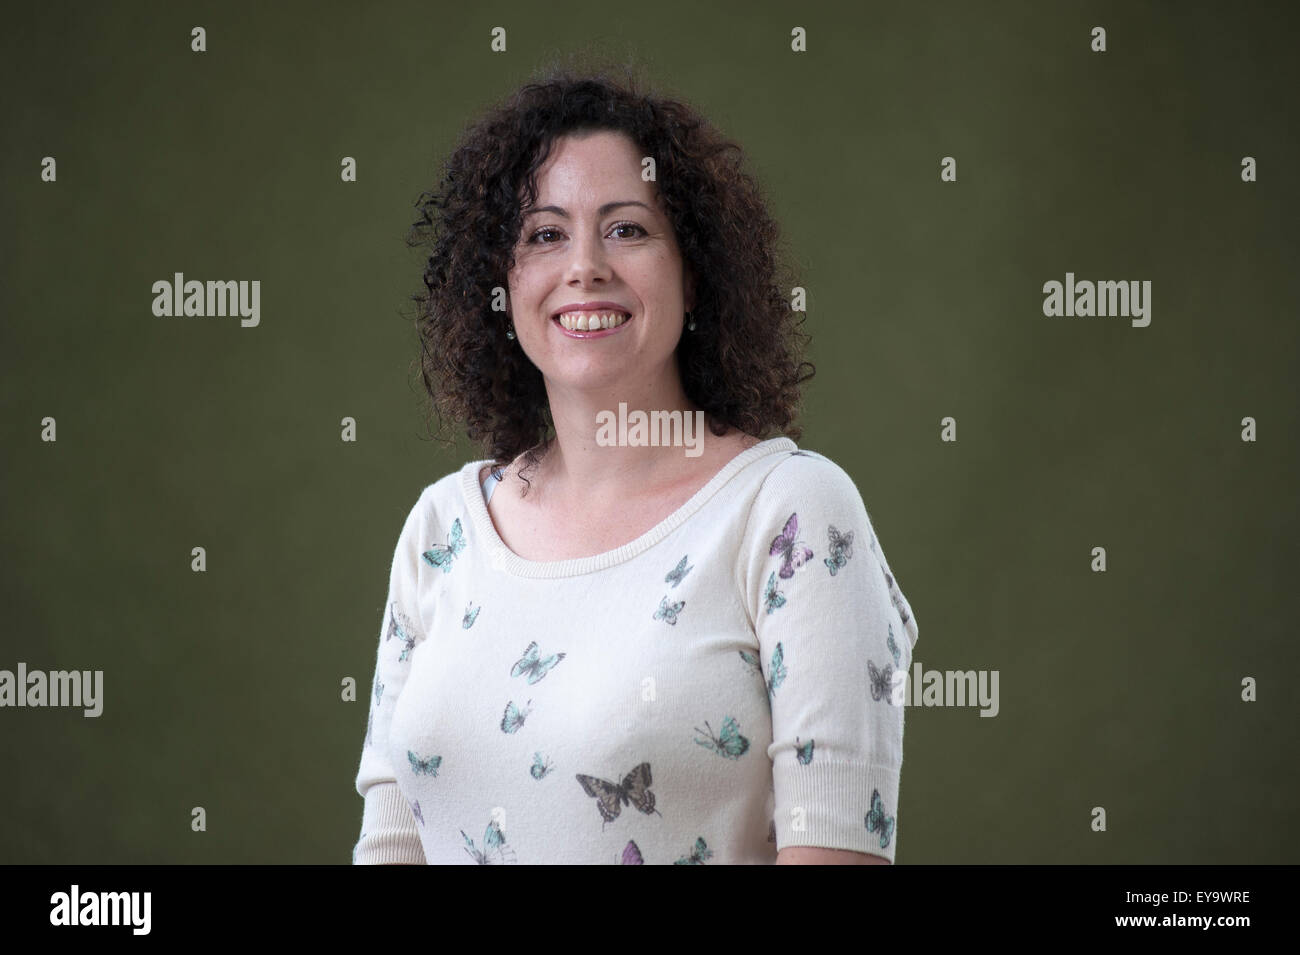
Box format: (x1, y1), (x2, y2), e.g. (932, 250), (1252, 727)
(759, 444), (862, 497)
(741, 445), (871, 542)
(395, 461), (482, 528)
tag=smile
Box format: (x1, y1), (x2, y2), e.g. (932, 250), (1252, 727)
(552, 310), (632, 337)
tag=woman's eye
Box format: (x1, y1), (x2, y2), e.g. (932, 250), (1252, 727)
(528, 223), (645, 244)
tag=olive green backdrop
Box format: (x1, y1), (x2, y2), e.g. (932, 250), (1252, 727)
(2, 0), (1296, 863)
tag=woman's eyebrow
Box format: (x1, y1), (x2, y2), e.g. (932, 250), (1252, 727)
(523, 200), (654, 219)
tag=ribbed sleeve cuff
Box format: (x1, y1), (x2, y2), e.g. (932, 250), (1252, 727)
(773, 760), (903, 863)
(353, 782), (427, 865)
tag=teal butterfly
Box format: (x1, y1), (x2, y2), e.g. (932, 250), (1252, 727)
(693, 716), (750, 759)
(653, 595), (685, 626)
(463, 603), (480, 629)
(795, 737), (815, 765)
(408, 750), (442, 776)
(461, 819), (517, 865)
(500, 698), (532, 733)
(887, 623), (901, 666)
(824, 524), (854, 576)
(864, 788), (895, 849)
(765, 642), (787, 700)
(672, 837), (713, 865)
(665, 554), (694, 588)
(762, 572), (786, 615)
(422, 518), (465, 573)
(530, 752), (553, 780)
(575, 762), (662, 828)
(511, 641), (565, 684)
(385, 604), (420, 662)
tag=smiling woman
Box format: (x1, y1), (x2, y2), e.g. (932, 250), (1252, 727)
(352, 58), (919, 866)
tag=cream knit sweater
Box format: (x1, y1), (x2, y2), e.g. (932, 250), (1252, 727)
(353, 438), (918, 864)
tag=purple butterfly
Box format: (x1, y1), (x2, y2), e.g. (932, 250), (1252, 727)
(621, 840), (644, 865)
(769, 512), (814, 579)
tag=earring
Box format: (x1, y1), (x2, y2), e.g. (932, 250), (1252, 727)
(686, 311), (696, 331)
(506, 322), (516, 340)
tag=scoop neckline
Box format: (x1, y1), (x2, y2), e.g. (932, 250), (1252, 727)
(459, 436), (797, 578)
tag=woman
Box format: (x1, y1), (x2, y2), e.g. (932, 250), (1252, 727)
(353, 65), (919, 865)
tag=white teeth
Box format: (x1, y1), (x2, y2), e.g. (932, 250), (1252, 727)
(556, 311), (630, 331)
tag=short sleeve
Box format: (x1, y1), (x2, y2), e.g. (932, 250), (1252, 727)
(741, 451), (920, 863)
(352, 489), (430, 865)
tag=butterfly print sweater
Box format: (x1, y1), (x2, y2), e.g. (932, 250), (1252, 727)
(352, 437), (919, 864)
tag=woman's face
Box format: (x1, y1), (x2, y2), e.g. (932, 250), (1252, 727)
(506, 129), (695, 399)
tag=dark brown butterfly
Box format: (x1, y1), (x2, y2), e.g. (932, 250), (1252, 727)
(575, 762), (662, 828)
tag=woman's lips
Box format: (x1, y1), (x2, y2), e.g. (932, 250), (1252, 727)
(551, 312), (633, 338)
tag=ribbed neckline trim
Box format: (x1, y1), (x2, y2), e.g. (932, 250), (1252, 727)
(459, 437), (797, 578)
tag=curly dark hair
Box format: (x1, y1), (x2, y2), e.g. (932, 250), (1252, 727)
(404, 55), (815, 495)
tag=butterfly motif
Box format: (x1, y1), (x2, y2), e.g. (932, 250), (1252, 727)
(868, 659), (895, 703)
(762, 571), (786, 615)
(738, 649), (763, 677)
(769, 512), (814, 579)
(887, 623), (901, 666)
(511, 641), (565, 684)
(621, 840), (645, 865)
(693, 716), (750, 759)
(410, 799), (424, 827)
(864, 789), (895, 849)
(373, 677), (384, 705)
(463, 603), (480, 629)
(408, 750), (442, 776)
(574, 762), (662, 828)
(500, 699), (533, 733)
(673, 837), (713, 865)
(765, 642), (788, 701)
(422, 518), (466, 573)
(652, 595), (685, 626)
(529, 752), (553, 780)
(824, 524), (854, 576)
(883, 569), (912, 626)
(386, 604), (421, 662)
(664, 554), (694, 588)
(461, 819), (517, 865)
(795, 737), (815, 765)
